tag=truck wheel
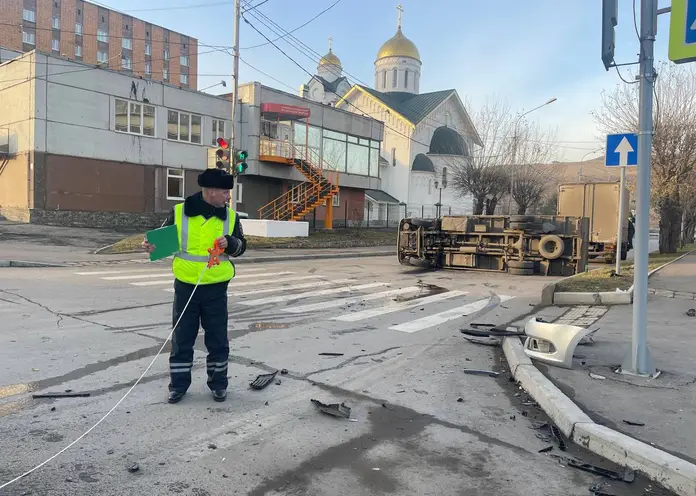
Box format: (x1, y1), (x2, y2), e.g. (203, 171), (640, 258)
(509, 267), (534, 276)
(508, 260), (534, 270)
(510, 215), (535, 223)
(539, 235), (564, 260)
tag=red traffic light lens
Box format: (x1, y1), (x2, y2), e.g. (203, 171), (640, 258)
(216, 137), (228, 149)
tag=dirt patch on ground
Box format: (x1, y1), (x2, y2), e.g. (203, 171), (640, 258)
(100, 229), (398, 254)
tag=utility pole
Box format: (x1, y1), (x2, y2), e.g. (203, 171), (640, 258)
(230, 0), (241, 212)
(615, 166), (627, 275)
(622, 0), (657, 376)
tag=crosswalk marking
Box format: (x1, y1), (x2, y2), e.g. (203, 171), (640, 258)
(163, 275), (331, 292)
(105, 271), (294, 282)
(331, 290), (469, 322)
(283, 286), (422, 314)
(232, 279), (356, 297)
(389, 294), (515, 333)
(238, 282), (390, 307)
(75, 269), (172, 276)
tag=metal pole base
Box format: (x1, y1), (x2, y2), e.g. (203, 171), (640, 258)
(619, 346), (657, 377)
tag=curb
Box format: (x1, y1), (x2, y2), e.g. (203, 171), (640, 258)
(0, 260), (68, 268)
(502, 334), (696, 496)
(234, 250), (396, 264)
(544, 249), (696, 306)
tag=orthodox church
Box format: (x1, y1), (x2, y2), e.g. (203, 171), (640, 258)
(300, 5), (480, 217)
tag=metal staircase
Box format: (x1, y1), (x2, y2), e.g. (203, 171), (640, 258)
(258, 144), (339, 222)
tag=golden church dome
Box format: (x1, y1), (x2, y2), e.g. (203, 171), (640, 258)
(376, 28), (420, 61)
(319, 49), (342, 67)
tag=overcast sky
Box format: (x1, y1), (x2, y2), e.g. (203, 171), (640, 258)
(106, 0), (676, 162)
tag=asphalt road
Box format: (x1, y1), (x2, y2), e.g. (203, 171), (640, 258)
(0, 256), (650, 495)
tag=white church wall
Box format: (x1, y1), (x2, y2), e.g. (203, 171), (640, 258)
(341, 90), (412, 203)
(414, 96), (475, 153)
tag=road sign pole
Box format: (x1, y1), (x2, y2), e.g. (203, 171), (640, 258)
(615, 166), (626, 275)
(623, 0), (657, 376)
(230, 0), (241, 212)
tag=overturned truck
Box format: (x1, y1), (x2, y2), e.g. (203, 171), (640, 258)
(397, 214), (590, 276)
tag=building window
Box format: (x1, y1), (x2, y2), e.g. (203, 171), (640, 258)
(75, 23), (82, 35)
(23, 9), (36, 23)
(392, 69), (397, 88)
(122, 38), (132, 50)
(332, 190), (340, 207)
(115, 99), (155, 137)
(145, 62), (151, 75)
(236, 183), (243, 203)
(97, 51), (108, 63)
(404, 69), (409, 88)
(166, 169), (185, 200)
(382, 70), (386, 89)
(391, 147), (396, 167)
(23, 31), (35, 45)
(163, 68), (168, 80)
(145, 44), (151, 55)
(75, 45), (82, 57)
(122, 57), (132, 70)
(51, 39), (59, 51)
(163, 49), (169, 60)
(180, 74), (188, 85)
(97, 30), (108, 43)
(180, 55), (188, 66)
(445, 111), (451, 127)
(52, 17), (60, 29)
(212, 119), (226, 145)
(167, 110), (201, 144)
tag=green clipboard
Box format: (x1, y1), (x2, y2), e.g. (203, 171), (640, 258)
(145, 224), (180, 261)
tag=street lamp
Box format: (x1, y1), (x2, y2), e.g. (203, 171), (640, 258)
(509, 97), (557, 212)
(434, 167), (448, 218)
(201, 80), (227, 92)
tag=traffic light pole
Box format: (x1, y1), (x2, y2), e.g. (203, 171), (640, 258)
(230, 0), (241, 212)
(622, 0), (657, 376)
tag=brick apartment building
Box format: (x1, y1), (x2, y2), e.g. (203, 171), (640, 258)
(0, 0), (198, 89)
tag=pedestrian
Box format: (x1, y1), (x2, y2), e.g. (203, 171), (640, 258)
(628, 213), (635, 251)
(142, 168), (246, 404)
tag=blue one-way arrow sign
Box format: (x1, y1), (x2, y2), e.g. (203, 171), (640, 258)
(686, 0), (696, 44)
(605, 133), (638, 167)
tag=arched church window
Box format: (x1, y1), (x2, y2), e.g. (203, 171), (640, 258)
(392, 69), (397, 88)
(404, 70), (409, 88)
(428, 179), (432, 195)
(445, 112), (451, 127)
(382, 70), (386, 89)
(391, 147), (396, 166)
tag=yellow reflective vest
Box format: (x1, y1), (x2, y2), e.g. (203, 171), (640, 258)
(172, 203), (236, 284)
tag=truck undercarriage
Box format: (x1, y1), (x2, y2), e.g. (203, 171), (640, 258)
(397, 215), (590, 277)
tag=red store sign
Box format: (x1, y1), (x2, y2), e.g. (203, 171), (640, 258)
(260, 103), (311, 118)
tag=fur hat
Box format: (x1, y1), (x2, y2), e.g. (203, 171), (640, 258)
(198, 168), (234, 190)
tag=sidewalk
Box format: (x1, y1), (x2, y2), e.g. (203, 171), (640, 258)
(539, 251), (696, 466)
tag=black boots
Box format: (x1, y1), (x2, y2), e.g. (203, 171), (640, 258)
(168, 391), (185, 404)
(212, 390), (227, 402)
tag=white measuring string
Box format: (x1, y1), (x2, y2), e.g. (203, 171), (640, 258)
(0, 265), (210, 490)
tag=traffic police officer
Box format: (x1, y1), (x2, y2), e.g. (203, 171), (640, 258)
(142, 168), (246, 404)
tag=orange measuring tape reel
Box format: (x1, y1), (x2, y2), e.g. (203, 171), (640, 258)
(207, 239), (225, 268)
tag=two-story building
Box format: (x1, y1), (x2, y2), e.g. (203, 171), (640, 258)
(0, 49), (390, 229)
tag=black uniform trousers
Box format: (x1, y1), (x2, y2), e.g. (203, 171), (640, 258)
(169, 279), (230, 393)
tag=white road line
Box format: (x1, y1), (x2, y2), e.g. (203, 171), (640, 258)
(283, 286), (422, 314)
(331, 290), (469, 322)
(163, 275), (333, 293)
(106, 271), (293, 281)
(238, 282), (390, 307)
(389, 295), (515, 333)
(75, 269), (172, 276)
(230, 279), (355, 297)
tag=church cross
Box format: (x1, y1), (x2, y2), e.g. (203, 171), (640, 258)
(397, 4), (403, 28)
(328, 36), (333, 51)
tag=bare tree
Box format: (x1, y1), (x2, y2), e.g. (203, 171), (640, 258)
(592, 62), (696, 253)
(509, 120), (559, 214)
(682, 172), (696, 246)
(449, 96), (512, 215)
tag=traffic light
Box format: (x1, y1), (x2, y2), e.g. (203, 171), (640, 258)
(215, 137), (230, 170)
(234, 149), (248, 174)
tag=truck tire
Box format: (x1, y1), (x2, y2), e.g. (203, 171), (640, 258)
(510, 215), (535, 223)
(508, 260), (534, 270)
(509, 267), (534, 276)
(539, 235), (564, 260)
